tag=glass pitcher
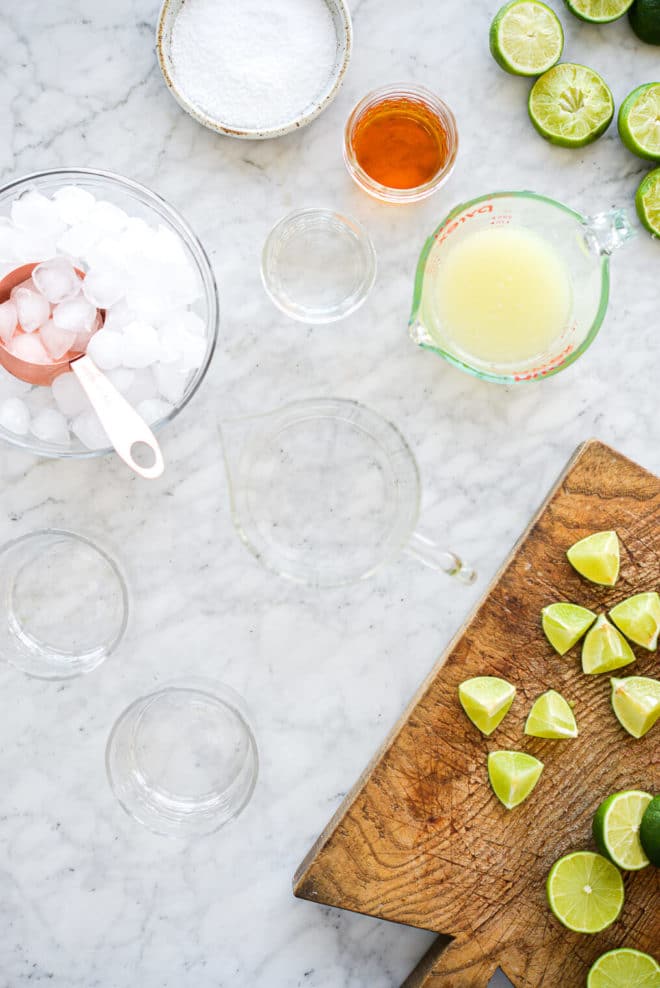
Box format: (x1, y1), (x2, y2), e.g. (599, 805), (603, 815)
(409, 191), (635, 384)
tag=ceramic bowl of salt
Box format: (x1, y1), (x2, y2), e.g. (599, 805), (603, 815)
(157, 0), (352, 140)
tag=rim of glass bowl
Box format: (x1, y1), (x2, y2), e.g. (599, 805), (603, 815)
(0, 167), (219, 458)
(409, 190), (610, 384)
(343, 83), (459, 204)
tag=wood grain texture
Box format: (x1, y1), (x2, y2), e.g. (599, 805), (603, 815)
(294, 441), (660, 988)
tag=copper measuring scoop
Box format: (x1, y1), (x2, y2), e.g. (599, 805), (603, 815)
(0, 262), (164, 480)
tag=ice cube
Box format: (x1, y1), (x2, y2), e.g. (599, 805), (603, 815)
(12, 284), (51, 333)
(102, 299), (135, 333)
(0, 397), (30, 435)
(0, 219), (18, 262)
(86, 328), (123, 370)
(10, 332), (51, 364)
(126, 368), (157, 405)
(11, 191), (64, 237)
(56, 222), (101, 259)
(155, 362), (189, 404)
(121, 320), (160, 368)
(53, 296), (97, 335)
(0, 365), (31, 397)
(82, 267), (125, 309)
(105, 367), (135, 395)
(31, 408), (70, 445)
(0, 300), (18, 345)
(32, 257), (81, 304)
(51, 371), (88, 416)
(52, 186), (96, 226)
(90, 201), (128, 235)
(40, 319), (74, 361)
(71, 410), (109, 450)
(125, 284), (169, 323)
(136, 397), (173, 424)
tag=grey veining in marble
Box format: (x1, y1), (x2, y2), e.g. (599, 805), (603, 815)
(0, 1), (658, 986)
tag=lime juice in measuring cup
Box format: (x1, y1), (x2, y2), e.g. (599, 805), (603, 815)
(409, 191), (635, 383)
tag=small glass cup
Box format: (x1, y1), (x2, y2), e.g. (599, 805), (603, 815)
(343, 84), (459, 204)
(0, 529), (128, 679)
(106, 681), (259, 838)
(261, 208), (377, 323)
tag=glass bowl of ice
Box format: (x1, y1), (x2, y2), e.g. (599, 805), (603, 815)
(0, 168), (218, 457)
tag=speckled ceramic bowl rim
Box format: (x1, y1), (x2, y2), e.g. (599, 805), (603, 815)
(156, 0), (353, 140)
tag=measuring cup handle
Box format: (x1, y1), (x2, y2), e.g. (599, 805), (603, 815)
(71, 356), (165, 480)
(405, 530), (476, 584)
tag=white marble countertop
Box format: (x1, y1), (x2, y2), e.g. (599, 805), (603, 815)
(0, 1), (658, 986)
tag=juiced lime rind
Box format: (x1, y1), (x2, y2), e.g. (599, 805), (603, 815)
(610, 592), (660, 650)
(636, 168), (660, 236)
(490, 0), (564, 76)
(458, 676), (516, 736)
(582, 614), (636, 674)
(611, 676), (660, 738)
(592, 790), (652, 870)
(546, 851), (624, 933)
(564, 0), (635, 21)
(524, 689), (578, 738)
(587, 948), (660, 987)
(542, 602), (597, 654)
(487, 750), (543, 809)
(640, 794), (660, 866)
(567, 530), (620, 586)
(529, 63), (615, 147)
(629, 0), (660, 45)
(618, 83), (660, 160)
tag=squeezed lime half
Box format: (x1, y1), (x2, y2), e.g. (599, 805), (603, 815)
(636, 168), (660, 237)
(618, 83), (660, 160)
(529, 64), (614, 147)
(564, 0), (635, 22)
(490, 0), (564, 76)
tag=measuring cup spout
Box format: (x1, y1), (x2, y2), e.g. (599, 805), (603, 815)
(405, 530), (477, 584)
(583, 208), (636, 256)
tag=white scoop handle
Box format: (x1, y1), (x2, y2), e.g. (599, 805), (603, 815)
(71, 355), (164, 480)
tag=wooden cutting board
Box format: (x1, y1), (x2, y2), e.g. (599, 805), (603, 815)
(294, 440), (660, 988)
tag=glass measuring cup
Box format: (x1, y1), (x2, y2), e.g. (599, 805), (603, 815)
(219, 398), (475, 588)
(409, 191), (635, 383)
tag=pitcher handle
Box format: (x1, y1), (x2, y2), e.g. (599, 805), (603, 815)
(404, 530), (476, 584)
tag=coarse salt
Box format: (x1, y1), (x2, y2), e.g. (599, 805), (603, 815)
(169, 0), (338, 131)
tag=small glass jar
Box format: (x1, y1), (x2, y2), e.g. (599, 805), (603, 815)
(343, 84), (459, 205)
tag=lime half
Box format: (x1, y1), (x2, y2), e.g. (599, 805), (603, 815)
(640, 795), (660, 866)
(564, 0), (635, 21)
(529, 64), (614, 147)
(636, 168), (660, 237)
(487, 750), (543, 809)
(525, 689), (578, 738)
(490, 0), (564, 76)
(611, 676), (660, 738)
(592, 790), (652, 870)
(610, 592), (660, 650)
(618, 83), (660, 160)
(458, 677), (516, 735)
(629, 0), (660, 44)
(542, 602), (596, 654)
(582, 615), (636, 675)
(567, 530), (620, 586)
(547, 851), (624, 933)
(588, 948), (660, 988)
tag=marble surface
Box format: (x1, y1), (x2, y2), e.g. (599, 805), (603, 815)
(0, 1), (658, 985)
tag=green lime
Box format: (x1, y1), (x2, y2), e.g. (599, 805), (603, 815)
(610, 592), (660, 650)
(582, 615), (636, 675)
(458, 677), (516, 735)
(611, 676), (660, 738)
(524, 689), (578, 738)
(542, 602), (597, 654)
(629, 0), (660, 43)
(490, 0), (564, 76)
(640, 794), (660, 865)
(546, 850), (624, 933)
(564, 0), (635, 21)
(567, 530), (620, 586)
(529, 64), (614, 147)
(618, 84), (660, 160)
(593, 790), (652, 870)
(636, 167), (660, 236)
(588, 948), (660, 987)
(487, 750), (543, 809)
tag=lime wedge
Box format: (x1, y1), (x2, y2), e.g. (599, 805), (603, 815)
(640, 794), (660, 866)
(487, 750), (543, 809)
(567, 530), (620, 586)
(618, 83), (660, 160)
(588, 948), (660, 987)
(525, 689), (578, 738)
(582, 615), (636, 674)
(610, 592), (660, 650)
(529, 64), (614, 147)
(490, 0), (564, 76)
(542, 602), (596, 654)
(636, 167), (660, 237)
(546, 851), (624, 933)
(458, 677), (516, 735)
(592, 790), (652, 870)
(611, 676), (660, 738)
(564, 0), (635, 21)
